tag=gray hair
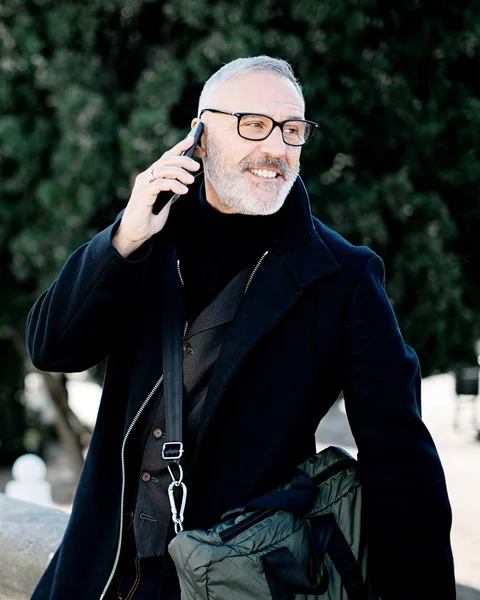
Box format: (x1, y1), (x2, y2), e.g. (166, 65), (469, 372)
(197, 55), (304, 115)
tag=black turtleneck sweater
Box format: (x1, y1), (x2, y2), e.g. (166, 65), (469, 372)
(173, 182), (286, 324)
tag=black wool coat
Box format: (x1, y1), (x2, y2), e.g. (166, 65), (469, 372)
(26, 176), (455, 600)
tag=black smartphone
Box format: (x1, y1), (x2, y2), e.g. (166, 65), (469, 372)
(151, 122), (204, 215)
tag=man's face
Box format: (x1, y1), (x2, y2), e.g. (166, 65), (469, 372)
(198, 72), (304, 215)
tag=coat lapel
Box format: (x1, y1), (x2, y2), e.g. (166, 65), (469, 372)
(186, 268), (251, 339)
(195, 238), (340, 453)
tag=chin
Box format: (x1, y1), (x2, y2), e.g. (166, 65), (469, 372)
(239, 196), (286, 216)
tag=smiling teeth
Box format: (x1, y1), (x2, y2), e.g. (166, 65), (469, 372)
(249, 169), (277, 178)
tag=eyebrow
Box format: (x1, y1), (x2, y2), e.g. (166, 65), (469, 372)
(233, 111), (307, 119)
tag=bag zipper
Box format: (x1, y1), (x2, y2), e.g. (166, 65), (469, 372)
(219, 508), (278, 543)
(310, 457), (357, 486)
(218, 456), (357, 545)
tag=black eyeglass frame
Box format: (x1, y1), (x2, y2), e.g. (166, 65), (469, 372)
(199, 108), (318, 147)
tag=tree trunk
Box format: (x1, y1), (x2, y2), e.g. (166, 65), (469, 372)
(41, 372), (90, 477)
(3, 325), (92, 477)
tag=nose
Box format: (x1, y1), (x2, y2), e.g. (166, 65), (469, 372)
(257, 124), (287, 157)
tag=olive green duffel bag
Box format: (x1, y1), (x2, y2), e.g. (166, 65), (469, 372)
(168, 445), (379, 600)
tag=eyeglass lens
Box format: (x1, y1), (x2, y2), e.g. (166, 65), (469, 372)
(239, 115), (313, 145)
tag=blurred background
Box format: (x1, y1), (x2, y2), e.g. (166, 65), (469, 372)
(0, 0), (479, 596)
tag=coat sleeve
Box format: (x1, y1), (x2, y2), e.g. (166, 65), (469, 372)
(341, 254), (456, 600)
(26, 220), (155, 373)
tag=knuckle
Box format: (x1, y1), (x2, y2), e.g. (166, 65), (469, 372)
(155, 178), (167, 189)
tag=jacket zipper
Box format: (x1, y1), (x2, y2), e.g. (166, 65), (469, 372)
(99, 374), (164, 599)
(218, 457), (357, 544)
(100, 260), (186, 599)
(244, 250), (269, 294)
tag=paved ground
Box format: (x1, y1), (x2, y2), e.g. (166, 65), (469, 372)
(1, 372), (479, 598)
(316, 372), (480, 600)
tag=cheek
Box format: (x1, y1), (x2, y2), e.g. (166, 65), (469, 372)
(286, 149), (301, 172)
(215, 138), (251, 166)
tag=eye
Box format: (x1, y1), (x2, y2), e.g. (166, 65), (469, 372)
(243, 120), (267, 129)
(284, 124), (301, 135)
(240, 115), (271, 130)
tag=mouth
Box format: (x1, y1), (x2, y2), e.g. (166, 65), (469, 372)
(246, 168), (281, 180)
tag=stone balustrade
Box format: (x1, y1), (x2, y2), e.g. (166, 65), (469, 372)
(0, 493), (68, 600)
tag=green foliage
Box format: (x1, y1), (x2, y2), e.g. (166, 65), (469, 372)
(0, 0), (478, 402)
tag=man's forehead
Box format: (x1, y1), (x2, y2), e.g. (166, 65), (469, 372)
(207, 71), (305, 117)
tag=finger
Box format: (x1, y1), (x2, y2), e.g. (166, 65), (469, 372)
(149, 153), (200, 176)
(146, 166), (195, 186)
(162, 135), (196, 158)
(143, 156), (199, 184)
(147, 178), (189, 198)
(154, 155), (200, 171)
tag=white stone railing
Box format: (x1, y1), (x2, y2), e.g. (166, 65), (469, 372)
(0, 493), (68, 600)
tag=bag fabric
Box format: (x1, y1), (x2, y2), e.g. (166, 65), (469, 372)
(168, 445), (379, 600)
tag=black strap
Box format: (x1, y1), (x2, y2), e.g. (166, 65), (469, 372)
(263, 513), (374, 600)
(161, 243), (184, 459)
(221, 470), (318, 521)
(313, 514), (371, 600)
(262, 546), (329, 599)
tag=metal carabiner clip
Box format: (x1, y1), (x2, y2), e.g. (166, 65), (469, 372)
(168, 480), (187, 534)
(167, 462), (184, 485)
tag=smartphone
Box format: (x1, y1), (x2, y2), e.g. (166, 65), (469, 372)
(151, 122), (204, 215)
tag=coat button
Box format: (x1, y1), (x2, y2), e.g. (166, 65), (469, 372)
(141, 472), (151, 482)
(183, 342), (193, 355)
(153, 428), (163, 439)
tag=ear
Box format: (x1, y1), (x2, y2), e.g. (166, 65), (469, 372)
(191, 118), (206, 158)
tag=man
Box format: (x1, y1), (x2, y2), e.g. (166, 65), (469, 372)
(27, 56), (455, 599)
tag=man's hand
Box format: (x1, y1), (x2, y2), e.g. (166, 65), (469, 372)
(113, 136), (200, 257)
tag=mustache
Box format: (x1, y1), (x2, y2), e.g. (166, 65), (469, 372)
(239, 156), (296, 180)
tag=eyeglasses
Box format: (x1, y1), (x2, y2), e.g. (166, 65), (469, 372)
(199, 108), (318, 147)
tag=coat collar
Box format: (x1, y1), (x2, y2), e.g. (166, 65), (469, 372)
(168, 172), (340, 289)
(270, 175), (340, 286)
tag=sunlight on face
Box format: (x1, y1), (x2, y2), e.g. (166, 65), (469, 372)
(201, 72), (304, 215)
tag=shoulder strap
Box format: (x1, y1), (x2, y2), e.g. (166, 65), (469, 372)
(162, 243), (184, 457)
(161, 244), (188, 534)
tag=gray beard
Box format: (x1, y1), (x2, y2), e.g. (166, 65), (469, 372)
(204, 139), (299, 216)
